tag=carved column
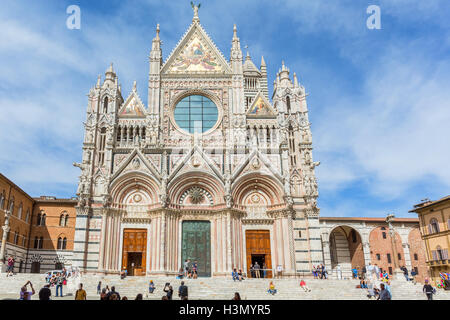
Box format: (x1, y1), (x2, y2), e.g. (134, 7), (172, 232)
(97, 209), (108, 273)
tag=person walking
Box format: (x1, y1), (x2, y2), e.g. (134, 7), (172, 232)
(401, 266), (409, 281)
(97, 281), (102, 295)
(410, 269), (417, 284)
(75, 283), (87, 300)
(254, 262), (261, 278)
(423, 279), (435, 300)
(377, 283), (391, 300)
(336, 264), (342, 280)
(250, 264), (254, 278)
(100, 288), (108, 300)
(178, 281), (188, 300)
(149, 280), (155, 293)
(6, 256), (15, 277)
(39, 284), (52, 300)
(262, 263), (267, 278)
(106, 286), (121, 300)
(55, 272), (65, 297)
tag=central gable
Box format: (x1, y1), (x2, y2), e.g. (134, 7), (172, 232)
(161, 23), (232, 75)
(247, 92), (277, 118)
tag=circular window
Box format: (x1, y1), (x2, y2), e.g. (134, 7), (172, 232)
(173, 95), (219, 134)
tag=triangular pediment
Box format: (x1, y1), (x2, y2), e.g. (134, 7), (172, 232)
(168, 146), (223, 183)
(161, 22), (232, 75)
(246, 92), (277, 118)
(231, 149), (283, 183)
(118, 88), (146, 118)
(111, 149), (161, 182)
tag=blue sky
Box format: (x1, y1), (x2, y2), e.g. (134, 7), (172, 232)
(1, 0), (449, 218)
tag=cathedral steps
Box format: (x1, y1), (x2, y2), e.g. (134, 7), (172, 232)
(1, 273), (449, 300)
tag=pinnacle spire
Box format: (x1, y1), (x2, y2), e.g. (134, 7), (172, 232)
(233, 24), (238, 39)
(192, 2), (200, 23)
(261, 56), (266, 68)
(155, 23), (160, 40)
(133, 80), (137, 91)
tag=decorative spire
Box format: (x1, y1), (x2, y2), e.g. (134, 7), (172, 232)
(191, 2), (201, 23)
(155, 23), (160, 40)
(246, 50), (251, 61)
(106, 62), (114, 74)
(293, 72), (299, 87)
(233, 24), (238, 40)
(133, 80), (137, 92)
(261, 56), (266, 68)
(96, 75), (101, 88)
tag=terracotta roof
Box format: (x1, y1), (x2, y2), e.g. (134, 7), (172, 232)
(33, 197), (77, 204)
(409, 195), (450, 212)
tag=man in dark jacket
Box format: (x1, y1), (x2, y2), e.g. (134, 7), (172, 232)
(178, 281), (188, 299)
(423, 279), (435, 300)
(39, 284), (52, 300)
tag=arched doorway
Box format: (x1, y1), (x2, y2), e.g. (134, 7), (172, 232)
(329, 226), (365, 279)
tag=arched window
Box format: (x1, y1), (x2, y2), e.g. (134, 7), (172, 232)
(8, 197), (14, 214)
(64, 215), (69, 227)
(41, 214), (46, 226)
(0, 190), (4, 209)
(103, 96), (108, 113)
(34, 236), (39, 249)
(39, 236), (43, 249)
(37, 212), (41, 226)
(57, 237), (63, 250)
(59, 214), (65, 227)
(25, 209), (30, 223)
(22, 235), (26, 247)
(63, 238), (67, 250)
(286, 96), (291, 113)
(17, 203), (23, 219)
(98, 127), (107, 166)
(429, 218), (440, 234)
(14, 231), (19, 245)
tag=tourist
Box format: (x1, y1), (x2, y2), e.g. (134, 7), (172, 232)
(177, 268), (184, 279)
(193, 261), (198, 279)
(362, 265), (367, 279)
(237, 269), (244, 281)
(163, 283), (173, 300)
(75, 283), (87, 300)
(232, 292), (241, 300)
(106, 286), (121, 300)
(149, 280), (155, 293)
(410, 269), (417, 284)
(300, 279), (311, 292)
(20, 281), (35, 300)
(377, 283), (391, 300)
(6, 256), (14, 277)
(401, 266), (409, 281)
(39, 284), (52, 301)
(97, 281), (102, 295)
(178, 281), (188, 300)
(374, 264), (380, 279)
(262, 263), (267, 278)
(352, 267), (358, 279)
(232, 268), (239, 281)
(267, 281), (277, 295)
(254, 262), (261, 278)
(122, 296), (128, 300)
(55, 272), (65, 297)
(423, 279), (435, 300)
(109, 293), (120, 300)
(312, 265), (318, 279)
(161, 296), (169, 300)
(250, 264), (255, 278)
(100, 288), (108, 300)
(336, 264), (342, 280)
(105, 285), (110, 293)
(366, 281), (376, 299)
(184, 259), (190, 277)
(276, 265), (283, 279)
(135, 294), (143, 300)
(120, 269), (127, 279)
(45, 272), (52, 284)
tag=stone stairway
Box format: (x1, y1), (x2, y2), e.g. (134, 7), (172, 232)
(1, 273), (449, 300)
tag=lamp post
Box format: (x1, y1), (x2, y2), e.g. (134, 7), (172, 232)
(385, 213), (403, 279)
(0, 209), (11, 273)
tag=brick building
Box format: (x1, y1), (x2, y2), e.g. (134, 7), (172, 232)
(410, 196), (450, 286)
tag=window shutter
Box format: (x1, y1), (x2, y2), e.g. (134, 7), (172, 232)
(443, 249), (449, 260)
(432, 250), (437, 261)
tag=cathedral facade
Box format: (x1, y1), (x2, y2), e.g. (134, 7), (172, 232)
(72, 9), (322, 277)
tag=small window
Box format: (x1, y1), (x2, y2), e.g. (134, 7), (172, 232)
(414, 253), (418, 261)
(429, 218), (440, 234)
(14, 231), (19, 245)
(376, 254), (381, 260)
(57, 237), (63, 250)
(381, 227), (386, 230)
(382, 232), (387, 239)
(398, 253), (402, 260)
(63, 238), (67, 250)
(388, 267), (393, 275)
(387, 253), (392, 263)
(351, 230), (357, 243)
(298, 231), (301, 238)
(414, 267), (418, 275)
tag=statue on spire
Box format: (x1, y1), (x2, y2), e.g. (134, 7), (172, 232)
(191, 1), (201, 22)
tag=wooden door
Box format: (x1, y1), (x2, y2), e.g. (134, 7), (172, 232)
(122, 229), (147, 276)
(246, 230), (272, 278)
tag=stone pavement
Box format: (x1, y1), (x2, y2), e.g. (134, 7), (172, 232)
(0, 273), (449, 300)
